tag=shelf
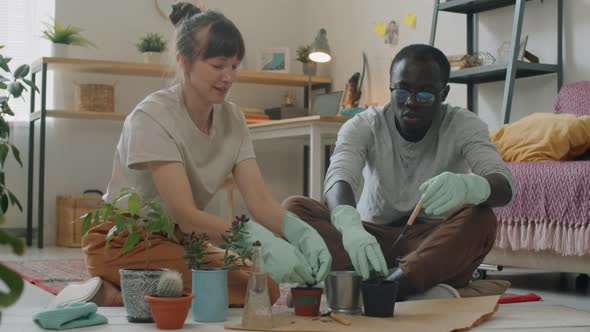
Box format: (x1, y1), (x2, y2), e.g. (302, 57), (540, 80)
(31, 57), (332, 87)
(30, 110), (127, 122)
(247, 115), (348, 129)
(449, 62), (559, 84)
(438, 0), (531, 14)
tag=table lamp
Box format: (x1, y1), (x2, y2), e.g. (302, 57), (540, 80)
(307, 28), (331, 114)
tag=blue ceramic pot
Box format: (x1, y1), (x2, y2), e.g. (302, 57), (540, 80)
(191, 268), (229, 322)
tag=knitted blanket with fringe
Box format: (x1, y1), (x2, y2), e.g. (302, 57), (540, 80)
(493, 160), (590, 256)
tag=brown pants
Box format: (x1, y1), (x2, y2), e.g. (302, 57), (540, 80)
(82, 222), (280, 306)
(283, 196), (497, 292)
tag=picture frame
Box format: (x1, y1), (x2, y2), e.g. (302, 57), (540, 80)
(257, 47), (290, 73)
(497, 35), (528, 64)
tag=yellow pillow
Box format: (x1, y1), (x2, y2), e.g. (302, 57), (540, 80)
(490, 113), (590, 162)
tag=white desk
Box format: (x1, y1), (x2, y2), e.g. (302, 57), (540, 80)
(248, 116), (349, 200)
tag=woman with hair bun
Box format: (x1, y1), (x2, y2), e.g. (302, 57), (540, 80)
(53, 2), (331, 307)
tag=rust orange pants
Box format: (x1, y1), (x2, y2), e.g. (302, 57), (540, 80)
(82, 222), (280, 306)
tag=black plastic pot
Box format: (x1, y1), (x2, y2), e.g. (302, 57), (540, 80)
(360, 278), (398, 318)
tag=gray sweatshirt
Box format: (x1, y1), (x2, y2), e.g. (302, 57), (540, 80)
(324, 103), (514, 225)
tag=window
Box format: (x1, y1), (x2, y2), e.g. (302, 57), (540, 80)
(0, 0), (49, 121)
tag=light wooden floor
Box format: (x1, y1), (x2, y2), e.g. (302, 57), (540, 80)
(2, 246), (590, 331)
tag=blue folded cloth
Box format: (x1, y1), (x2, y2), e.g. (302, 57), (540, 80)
(33, 302), (108, 330)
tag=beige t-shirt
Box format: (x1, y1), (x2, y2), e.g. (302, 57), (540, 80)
(104, 84), (255, 211)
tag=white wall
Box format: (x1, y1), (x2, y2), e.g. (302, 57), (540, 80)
(6, 0), (590, 245)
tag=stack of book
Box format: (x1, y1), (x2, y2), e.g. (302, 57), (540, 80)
(241, 108), (270, 124)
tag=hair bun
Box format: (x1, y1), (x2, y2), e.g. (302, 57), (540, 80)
(170, 2), (202, 27)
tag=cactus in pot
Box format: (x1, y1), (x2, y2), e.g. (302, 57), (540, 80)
(156, 271), (183, 298)
(145, 270), (193, 330)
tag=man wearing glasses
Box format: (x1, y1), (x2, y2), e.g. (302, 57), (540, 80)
(284, 44), (513, 300)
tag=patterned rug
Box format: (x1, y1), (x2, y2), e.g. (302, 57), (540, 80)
(3, 259), (90, 295)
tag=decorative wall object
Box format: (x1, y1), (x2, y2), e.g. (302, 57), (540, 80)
(257, 48), (290, 73)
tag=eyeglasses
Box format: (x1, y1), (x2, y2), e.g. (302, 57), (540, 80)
(390, 88), (444, 106)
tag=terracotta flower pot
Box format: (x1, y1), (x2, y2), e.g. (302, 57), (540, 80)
(291, 287), (323, 317)
(145, 292), (194, 330)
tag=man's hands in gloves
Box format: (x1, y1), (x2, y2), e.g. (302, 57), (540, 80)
(331, 205), (388, 280)
(420, 172), (491, 216)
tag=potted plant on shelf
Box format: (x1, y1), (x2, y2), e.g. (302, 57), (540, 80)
(136, 33), (167, 64)
(183, 215), (252, 322)
(360, 272), (398, 318)
(296, 44), (316, 76)
(0, 44), (37, 310)
(41, 19), (96, 58)
(145, 270), (193, 330)
(81, 188), (177, 323)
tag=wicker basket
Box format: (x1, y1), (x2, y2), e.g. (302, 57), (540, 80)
(56, 191), (104, 247)
(74, 83), (115, 113)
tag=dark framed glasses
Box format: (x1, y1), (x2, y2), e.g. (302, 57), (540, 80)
(390, 88), (444, 106)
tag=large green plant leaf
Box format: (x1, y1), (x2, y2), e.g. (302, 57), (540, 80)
(0, 56), (11, 73)
(0, 144), (8, 167)
(7, 190), (22, 212)
(8, 82), (24, 98)
(127, 192), (141, 215)
(0, 118), (9, 139)
(1, 194), (8, 214)
(0, 264), (24, 307)
(81, 212), (93, 235)
(13, 64), (29, 79)
(10, 145), (22, 167)
(123, 230), (140, 253)
(21, 78), (39, 93)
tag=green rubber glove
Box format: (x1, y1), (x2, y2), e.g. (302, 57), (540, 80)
(420, 172), (491, 216)
(282, 212), (332, 284)
(331, 205), (388, 280)
(240, 220), (315, 285)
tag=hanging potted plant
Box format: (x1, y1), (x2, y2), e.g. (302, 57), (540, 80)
(81, 188), (177, 323)
(183, 215), (252, 322)
(41, 19), (96, 58)
(0, 45), (37, 310)
(296, 44), (316, 76)
(136, 33), (167, 64)
(145, 270), (193, 330)
(360, 272), (399, 318)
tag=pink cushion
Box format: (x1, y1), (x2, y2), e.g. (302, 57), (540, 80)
(554, 81), (590, 116)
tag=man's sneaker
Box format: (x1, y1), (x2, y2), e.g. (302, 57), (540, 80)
(49, 277), (102, 307)
(405, 283), (460, 301)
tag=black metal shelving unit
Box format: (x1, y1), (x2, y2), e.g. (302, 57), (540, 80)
(430, 0), (563, 124)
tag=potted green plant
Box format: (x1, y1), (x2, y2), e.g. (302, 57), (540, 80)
(41, 19), (95, 58)
(291, 284), (323, 317)
(136, 33), (167, 64)
(296, 44), (316, 76)
(81, 188), (177, 323)
(145, 270), (193, 330)
(183, 215), (252, 322)
(0, 45), (37, 310)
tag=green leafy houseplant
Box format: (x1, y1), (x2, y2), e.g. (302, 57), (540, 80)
(81, 188), (177, 267)
(0, 44), (38, 308)
(296, 45), (312, 63)
(136, 33), (167, 53)
(41, 19), (95, 46)
(182, 215), (252, 271)
(219, 215), (252, 268)
(182, 232), (212, 270)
